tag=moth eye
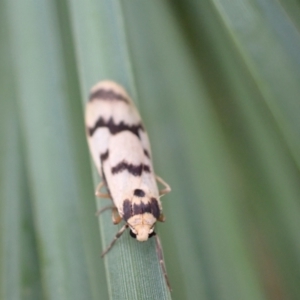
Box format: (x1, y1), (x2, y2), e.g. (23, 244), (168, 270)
(148, 231), (156, 238)
(129, 229), (137, 239)
(134, 189), (145, 197)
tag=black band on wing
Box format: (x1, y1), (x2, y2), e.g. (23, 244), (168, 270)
(111, 161), (151, 177)
(123, 199), (132, 222)
(100, 150), (109, 163)
(89, 88), (129, 103)
(133, 202), (151, 215)
(123, 197), (160, 222)
(150, 198), (160, 219)
(87, 117), (144, 139)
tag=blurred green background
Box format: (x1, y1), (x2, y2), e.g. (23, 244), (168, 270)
(1, 0), (300, 299)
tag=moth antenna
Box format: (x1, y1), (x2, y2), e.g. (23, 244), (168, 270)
(154, 234), (172, 291)
(101, 224), (128, 257)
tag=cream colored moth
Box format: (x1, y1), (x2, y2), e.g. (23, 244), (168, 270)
(85, 80), (171, 290)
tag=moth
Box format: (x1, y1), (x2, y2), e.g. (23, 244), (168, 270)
(85, 80), (171, 289)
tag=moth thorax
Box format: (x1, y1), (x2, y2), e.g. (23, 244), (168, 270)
(128, 213), (156, 242)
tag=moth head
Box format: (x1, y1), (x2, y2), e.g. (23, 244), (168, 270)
(127, 213), (157, 241)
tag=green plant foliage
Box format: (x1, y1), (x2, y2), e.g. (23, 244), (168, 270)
(1, 0), (300, 299)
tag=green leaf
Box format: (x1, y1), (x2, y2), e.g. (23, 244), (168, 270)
(3, 0), (108, 299)
(122, 2), (266, 299)
(0, 8), (42, 299)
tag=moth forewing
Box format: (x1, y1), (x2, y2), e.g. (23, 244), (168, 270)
(85, 80), (171, 290)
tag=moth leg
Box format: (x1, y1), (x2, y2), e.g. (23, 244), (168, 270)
(155, 175), (171, 197)
(95, 182), (117, 217)
(112, 208), (122, 224)
(101, 224), (128, 257)
(157, 213), (166, 222)
(154, 234), (172, 291)
(95, 206), (121, 225)
(95, 205), (115, 216)
(95, 181), (110, 198)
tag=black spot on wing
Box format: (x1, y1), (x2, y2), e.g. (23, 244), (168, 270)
(87, 117), (144, 138)
(134, 189), (145, 197)
(150, 198), (160, 219)
(89, 88), (129, 103)
(123, 199), (132, 222)
(111, 161), (151, 176)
